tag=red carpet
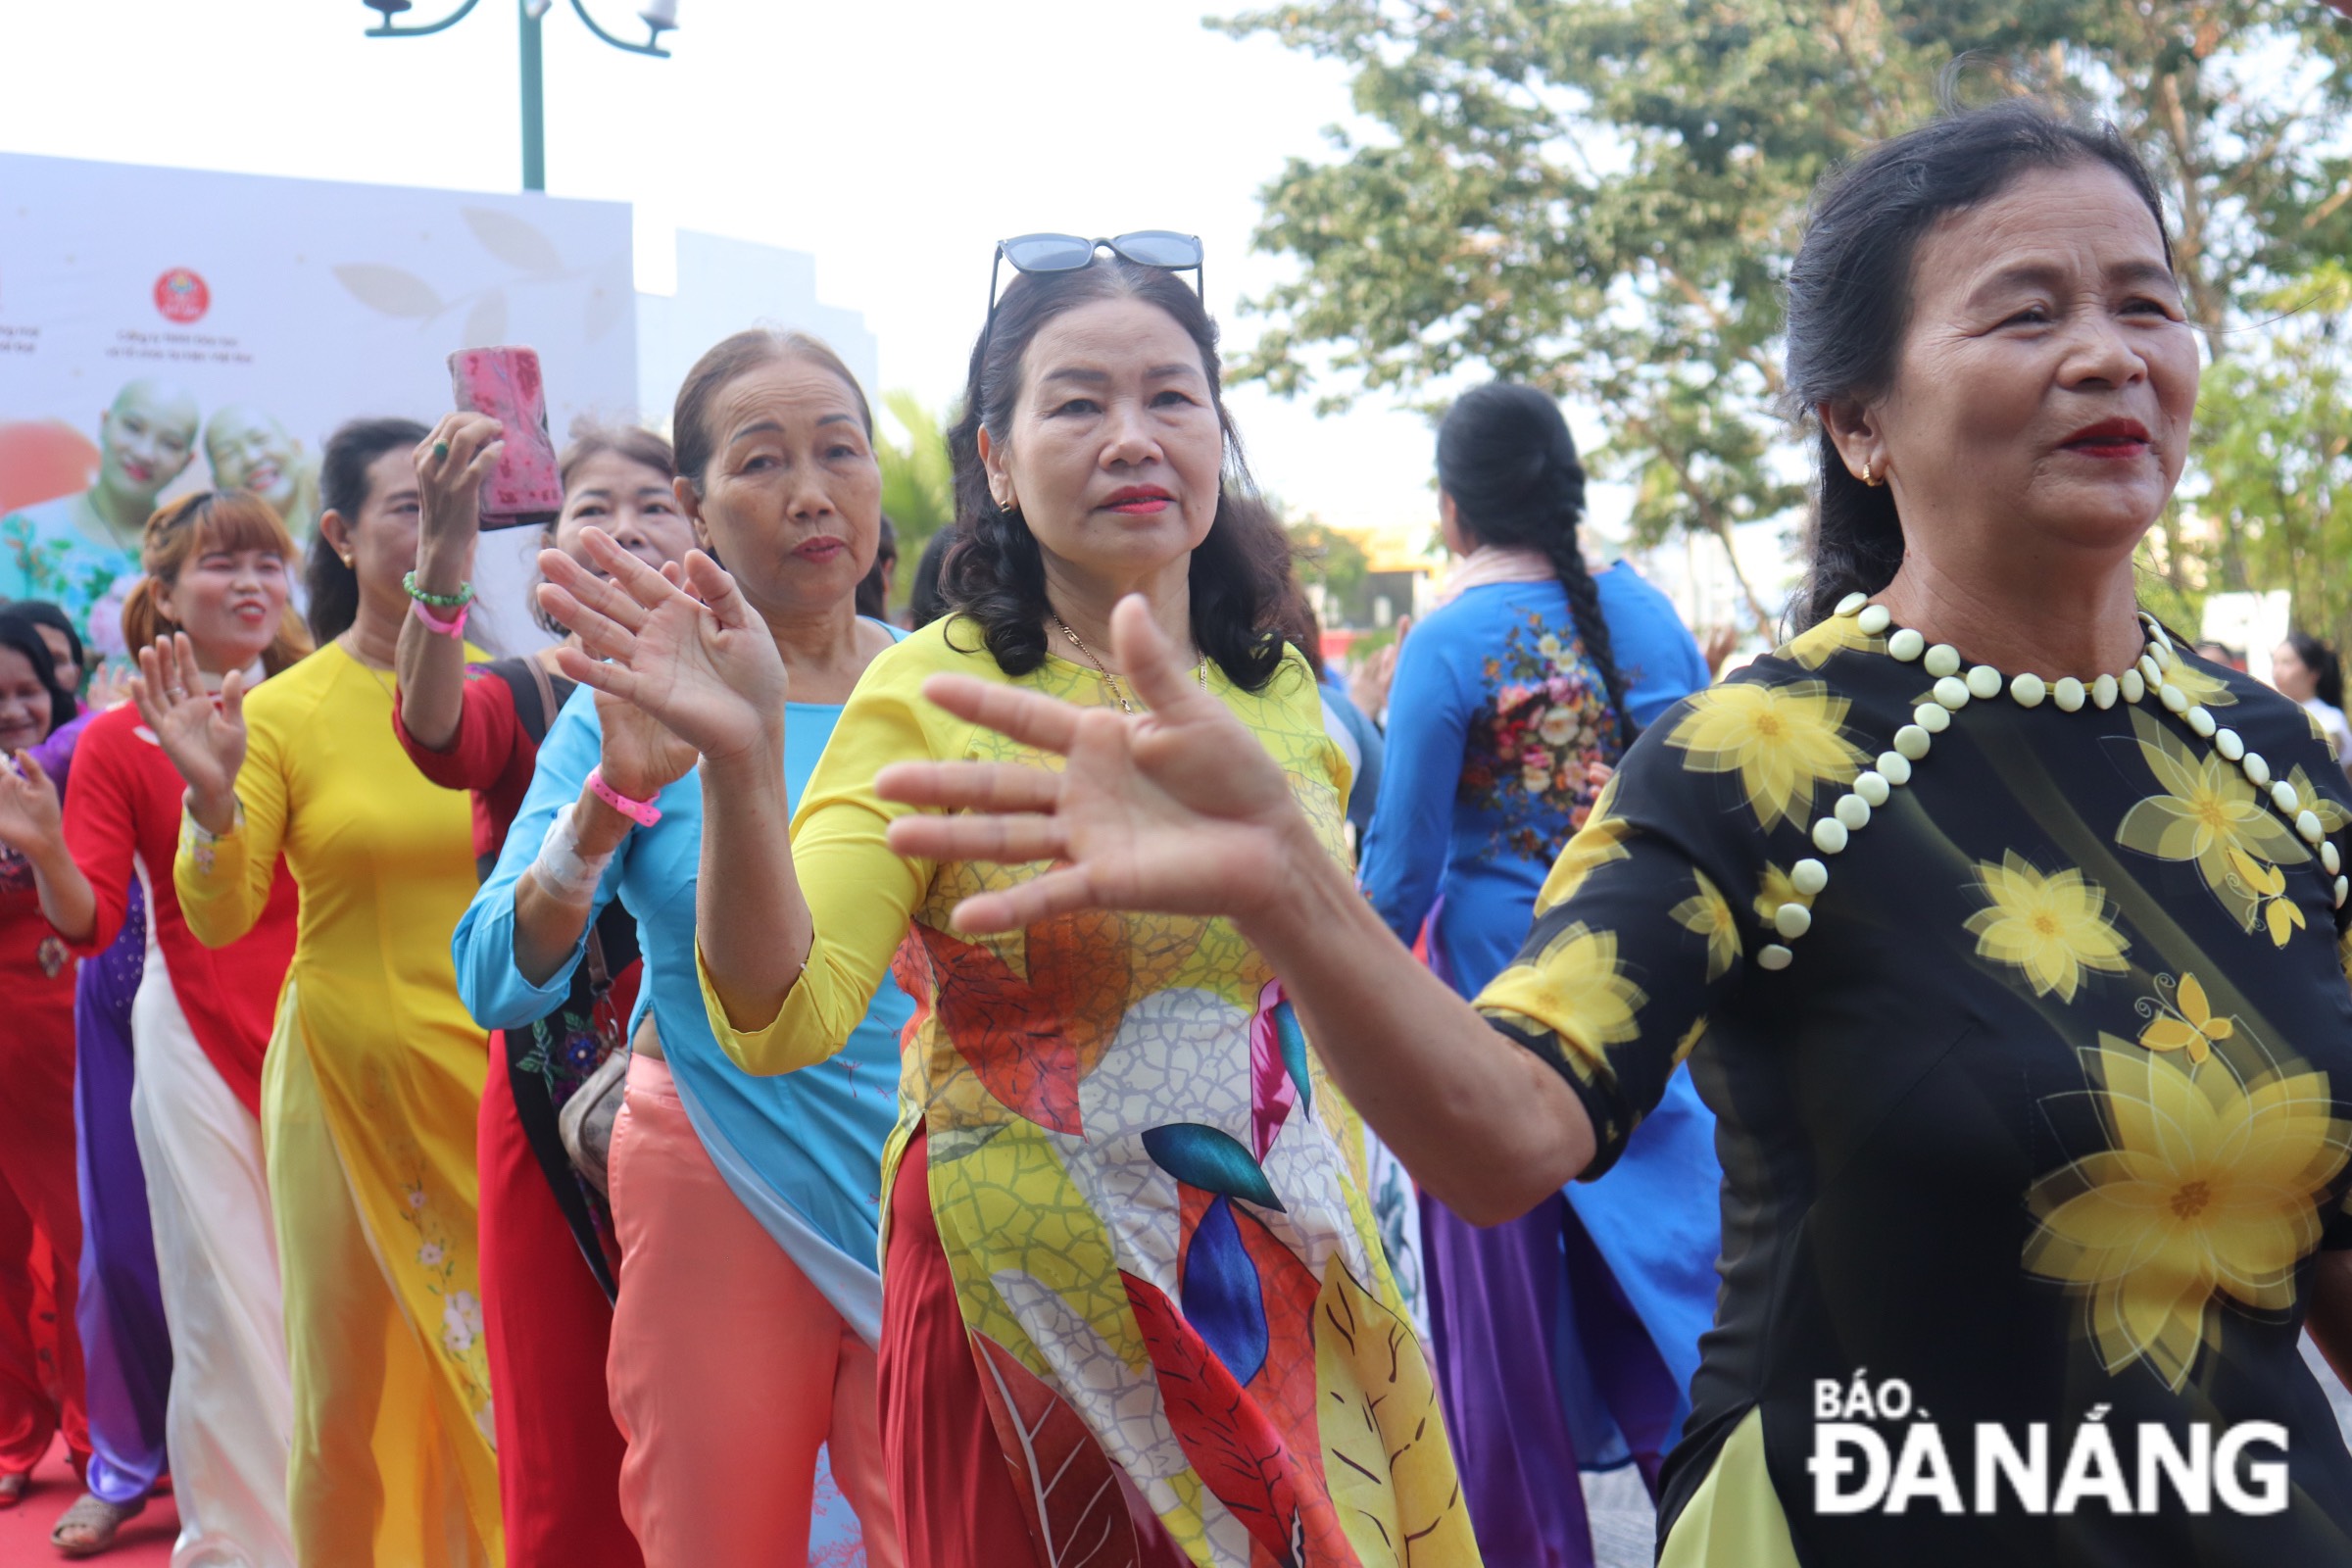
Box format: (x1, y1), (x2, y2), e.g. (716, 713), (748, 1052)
(0, 1440), (175, 1566)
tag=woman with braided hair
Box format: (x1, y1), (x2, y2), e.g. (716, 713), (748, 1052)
(1356, 380), (1717, 1565)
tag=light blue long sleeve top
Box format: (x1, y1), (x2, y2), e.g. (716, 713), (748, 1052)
(452, 679), (911, 1345)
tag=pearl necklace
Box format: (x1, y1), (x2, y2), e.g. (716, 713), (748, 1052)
(1753, 593), (2347, 973)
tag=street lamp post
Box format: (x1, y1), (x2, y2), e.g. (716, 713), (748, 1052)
(363, 0), (677, 193)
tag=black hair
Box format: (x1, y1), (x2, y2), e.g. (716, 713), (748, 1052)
(856, 513), (900, 621)
(906, 524), (957, 629)
(1, 599), (85, 688)
(1267, 571), (1329, 682)
(942, 256), (1292, 691)
(2285, 630), (2345, 710)
(308, 416), (429, 644)
(1436, 382), (1629, 730)
(1785, 98), (2174, 630)
(0, 607), (79, 737)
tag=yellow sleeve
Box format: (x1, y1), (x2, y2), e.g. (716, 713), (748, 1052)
(174, 688), (294, 950)
(700, 635), (963, 1074)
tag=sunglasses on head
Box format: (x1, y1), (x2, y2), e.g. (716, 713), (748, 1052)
(983, 230), (1205, 342)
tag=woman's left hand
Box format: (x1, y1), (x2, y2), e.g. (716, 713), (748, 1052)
(595, 686), (699, 803)
(0, 751), (63, 855)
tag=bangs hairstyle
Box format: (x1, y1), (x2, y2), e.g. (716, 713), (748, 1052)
(530, 420), (681, 637)
(122, 491), (314, 675)
(943, 256), (1292, 691)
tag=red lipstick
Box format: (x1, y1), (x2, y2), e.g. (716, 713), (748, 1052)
(2060, 417), (2152, 459)
(1101, 485), (1175, 515)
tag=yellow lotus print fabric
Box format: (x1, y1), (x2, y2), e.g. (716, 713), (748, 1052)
(2024, 1025), (2351, 1390)
(1963, 852), (2131, 1001)
(1471, 612), (2352, 1566)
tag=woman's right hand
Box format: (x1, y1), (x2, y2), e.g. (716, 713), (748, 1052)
(412, 412), (504, 565)
(875, 596), (1323, 934)
(537, 527), (786, 765)
(130, 633), (247, 831)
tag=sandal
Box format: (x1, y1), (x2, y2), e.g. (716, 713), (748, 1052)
(49, 1491), (144, 1558)
(0, 1471), (27, 1508)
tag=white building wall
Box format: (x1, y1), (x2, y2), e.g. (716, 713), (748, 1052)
(635, 230), (879, 429)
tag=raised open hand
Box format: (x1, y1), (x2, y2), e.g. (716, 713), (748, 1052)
(129, 633), (247, 824)
(538, 528), (786, 765)
(594, 684), (700, 803)
(0, 750), (64, 857)
(83, 660), (136, 714)
(876, 596), (1319, 933)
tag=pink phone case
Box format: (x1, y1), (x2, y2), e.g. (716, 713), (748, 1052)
(448, 345), (564, 528)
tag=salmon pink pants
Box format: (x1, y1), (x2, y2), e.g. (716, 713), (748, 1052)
(606, 1054), (898, 1567)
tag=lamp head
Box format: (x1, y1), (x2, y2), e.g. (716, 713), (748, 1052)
(365, 0), (414, 15)
(639, 0), (677, 31)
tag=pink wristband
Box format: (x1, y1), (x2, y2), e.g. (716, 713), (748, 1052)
(410, 597), (469, 639)
(586, 766), (662, 827)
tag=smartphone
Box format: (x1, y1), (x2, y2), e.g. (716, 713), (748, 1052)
(448, 345), (564, 529)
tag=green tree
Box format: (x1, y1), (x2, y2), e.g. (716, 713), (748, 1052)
(2190, 265), (2352, 645)
(875, 390), (956, 577)
(1216, 0), (2352, 631)
(1287, 514), (1373, 612)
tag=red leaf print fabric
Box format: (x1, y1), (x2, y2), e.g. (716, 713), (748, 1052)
(970, 1330), (1148, 1567)
(1123, 1270), (1360, 1567)
(908, 912), (1135, 1135)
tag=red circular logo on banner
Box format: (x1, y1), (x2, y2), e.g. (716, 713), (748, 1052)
(153, 268), (210, 323)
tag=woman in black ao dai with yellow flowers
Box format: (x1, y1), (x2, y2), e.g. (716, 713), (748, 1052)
(873, 101), (2352, 1567)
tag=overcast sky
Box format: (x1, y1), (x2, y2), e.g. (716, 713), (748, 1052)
(0, 0), (1501, 552)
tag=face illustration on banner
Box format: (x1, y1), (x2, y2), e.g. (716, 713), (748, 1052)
(96, 377), (202, 541)
(0, 377), (200, 651)
(205, 405), (319, 535)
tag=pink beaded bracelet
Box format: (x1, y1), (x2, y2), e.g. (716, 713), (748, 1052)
(585, 766), (662, 828)
(410, 597), (469, 640)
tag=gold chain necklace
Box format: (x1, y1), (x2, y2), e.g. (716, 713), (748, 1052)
(1053, 616), (1206, 713)
(337, 632), (396, 704)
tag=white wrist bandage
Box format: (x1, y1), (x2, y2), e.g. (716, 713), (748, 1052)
(531, 801), (613, 900)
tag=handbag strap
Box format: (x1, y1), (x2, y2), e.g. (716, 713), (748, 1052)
(523, 653), (562, 740)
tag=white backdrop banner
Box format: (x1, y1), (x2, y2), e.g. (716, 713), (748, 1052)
(0, 151), (638, 659)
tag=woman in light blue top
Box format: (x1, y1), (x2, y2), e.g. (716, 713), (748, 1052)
(450, 328), (908, 1566)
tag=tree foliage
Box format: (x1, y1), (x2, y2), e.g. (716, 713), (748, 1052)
(1286, 514), (1374, 609)
(876, 390), (956, 566)
(2188, 265), (2352, 644)
(1217, 0), (2352, 630)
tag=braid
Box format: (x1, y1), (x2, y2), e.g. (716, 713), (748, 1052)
(1434, 381), (1631, 738)
(1544, 537), (1633, 744)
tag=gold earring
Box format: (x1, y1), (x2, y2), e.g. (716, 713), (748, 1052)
(1861, 460), (1876, 487)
